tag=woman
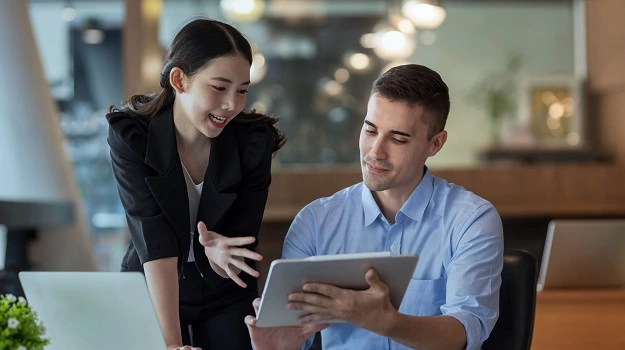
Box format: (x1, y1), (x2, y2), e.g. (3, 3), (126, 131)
(106, 18), (285, 350)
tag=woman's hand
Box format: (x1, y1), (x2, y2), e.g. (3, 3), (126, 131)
(197, 221), (263, 288)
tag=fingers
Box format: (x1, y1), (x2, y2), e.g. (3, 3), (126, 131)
(226, 236), (257, 247)
(288, 291), (331, 306)
(298, 313), (334, 325)
(231, 247), (263, 261)
(252, 297), (261, 314)
(365, 268), (380, 286)
(196, 222), (258, 248)
(229, 257), (260, 278)
(245, 314), (257, 327)
(302, 282), (340, 298)
(197, 222), (209, 236)
(227, 268), (248, 288)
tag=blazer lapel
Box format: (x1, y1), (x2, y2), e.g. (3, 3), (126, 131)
(192, 125), (242, 274)
(144, 105), (191, 259)
(196, 124), (241, 231)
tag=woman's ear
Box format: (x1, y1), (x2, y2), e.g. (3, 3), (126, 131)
(169, 67), (186, 94)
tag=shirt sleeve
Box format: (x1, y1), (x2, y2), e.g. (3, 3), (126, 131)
(441, 203), (504, 350)
(282, 204), (319, 259)
(281, 205), (320, 350)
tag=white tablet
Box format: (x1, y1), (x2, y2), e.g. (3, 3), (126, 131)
(256, 252), (418, 327)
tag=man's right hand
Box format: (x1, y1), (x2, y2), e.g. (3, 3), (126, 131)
(245, 298), (328, 350)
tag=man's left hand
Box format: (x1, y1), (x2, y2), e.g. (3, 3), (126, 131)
(286, 268), (398, 334)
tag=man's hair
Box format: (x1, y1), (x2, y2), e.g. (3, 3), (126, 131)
(371, 64), (450, 139)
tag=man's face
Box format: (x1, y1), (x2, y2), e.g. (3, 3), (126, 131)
(359, 93), (446, 197)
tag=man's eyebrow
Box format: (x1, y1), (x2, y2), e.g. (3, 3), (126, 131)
(364, 120), (412, 138)
(210, 77), (251, 85)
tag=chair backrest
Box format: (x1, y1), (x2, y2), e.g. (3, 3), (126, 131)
(483, 249), (538, 350)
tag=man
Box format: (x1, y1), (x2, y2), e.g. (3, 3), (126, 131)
(246, 64), (503, 350)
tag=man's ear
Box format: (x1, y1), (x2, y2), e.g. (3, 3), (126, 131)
(428, 130), (447, 157)
(169, 67), (186, 94)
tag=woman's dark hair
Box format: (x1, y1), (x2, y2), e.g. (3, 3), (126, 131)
(112, 18), (285, 152)
(372, 64), (450, 140)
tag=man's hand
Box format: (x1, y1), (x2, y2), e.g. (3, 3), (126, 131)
(287, 269), (398, 334)
(245, 298), (328, 350)
(197, 221), (262, 288)
(167, 345), (201, 350)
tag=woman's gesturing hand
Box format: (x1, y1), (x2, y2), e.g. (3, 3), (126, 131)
(197, 221), (263, 288)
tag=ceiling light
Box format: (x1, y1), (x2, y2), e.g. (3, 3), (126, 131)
(220, 0), (265, 22)
(401, 0), (447, 29)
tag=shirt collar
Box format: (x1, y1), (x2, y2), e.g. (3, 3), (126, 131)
(361, 166), (434, 226)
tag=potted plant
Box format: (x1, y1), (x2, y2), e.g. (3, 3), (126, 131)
(468, 53), (523, 144)
(0, 294), (50, 350)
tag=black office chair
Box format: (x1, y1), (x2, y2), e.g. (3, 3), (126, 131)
(483, 249), (538, 350)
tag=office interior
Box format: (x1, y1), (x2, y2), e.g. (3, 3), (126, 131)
(0, 0), (624, 349)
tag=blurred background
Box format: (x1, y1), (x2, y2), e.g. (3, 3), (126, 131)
(15, 0), (595, 271)
(2, 0), (625, 347)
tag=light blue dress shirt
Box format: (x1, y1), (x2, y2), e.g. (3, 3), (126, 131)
(282, 168), (503, 350)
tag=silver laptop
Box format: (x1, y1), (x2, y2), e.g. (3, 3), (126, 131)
(537, 219), (625, 292)
(18, 272), (166, 350)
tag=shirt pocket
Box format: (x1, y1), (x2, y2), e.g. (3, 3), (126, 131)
(399, 277), (447, 316)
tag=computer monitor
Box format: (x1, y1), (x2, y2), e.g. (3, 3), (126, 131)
(18, 271), (166, 349)
(537, 219), (625, 292)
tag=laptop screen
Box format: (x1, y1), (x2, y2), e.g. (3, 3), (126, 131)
(537, 219), (625, 291)
(18, 272), (166, 350)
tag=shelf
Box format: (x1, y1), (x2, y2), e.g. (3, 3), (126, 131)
(263, 163), (625, 223)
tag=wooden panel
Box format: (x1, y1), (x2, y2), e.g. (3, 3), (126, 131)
(532, 290), (625, 349)
(264, 164), (625, 222)
(586, 0), (625, 92)
(597, 91), (625, 164)
(123, 0), (163, 97)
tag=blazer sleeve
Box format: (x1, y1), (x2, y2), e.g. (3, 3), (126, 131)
(219, 121), (275, 248)
(107, 113), (180, 264)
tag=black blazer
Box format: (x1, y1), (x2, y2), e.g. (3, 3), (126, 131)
(106, 104), (274, 295)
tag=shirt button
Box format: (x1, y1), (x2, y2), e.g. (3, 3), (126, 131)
(390, 244), (396, 251)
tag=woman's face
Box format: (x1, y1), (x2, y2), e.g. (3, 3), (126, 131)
(177, 53), (251, 138)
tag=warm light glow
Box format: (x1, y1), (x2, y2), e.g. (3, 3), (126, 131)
(334, 68), (350, 83)
(220, 0), (265, 22)
(546, 116), (561, 130)
(397, 18), (416, 34)
(360, 33), (376, 48)
(142, 0), (163, 20)
(250, 53), (267, 84)
(372, 29), (416, 61)
(323, 80), (343, 96)
(142, 54), (163, 83)
(566, 132), (580, 145)
(548, 102), (565, 119)
(541, 91), (558, 105)
(402, 1), (447, 29)
(348, 53), (371, 71)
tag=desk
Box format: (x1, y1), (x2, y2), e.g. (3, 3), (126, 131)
(532, 290), (625, 349)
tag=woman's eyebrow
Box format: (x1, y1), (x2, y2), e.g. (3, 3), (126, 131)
(210, 76), (251, 85)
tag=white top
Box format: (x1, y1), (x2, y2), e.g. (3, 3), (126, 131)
(181, 162), (203, 262)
